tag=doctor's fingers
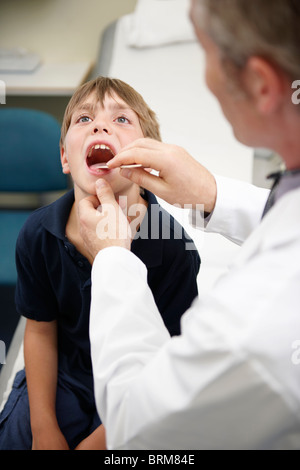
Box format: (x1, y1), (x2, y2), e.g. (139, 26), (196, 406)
(95, 179), (130, 226)
(95, 178), (118, 207)
(120, 166), (170, 201)
(108, 139), (175, 171)
(78, 195), (100, 224)
(78, 198), (100, 239)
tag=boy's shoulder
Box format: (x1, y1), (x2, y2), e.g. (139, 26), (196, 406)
(17, 189), (74, 244)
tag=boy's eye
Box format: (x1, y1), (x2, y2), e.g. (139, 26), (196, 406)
(115, 116), (130, 124)
(77, 115), (92, 123)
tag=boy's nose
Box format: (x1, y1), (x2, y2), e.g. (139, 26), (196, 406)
(93, 126), (109, 134)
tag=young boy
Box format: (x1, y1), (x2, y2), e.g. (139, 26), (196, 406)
(0, 77), (200, 450)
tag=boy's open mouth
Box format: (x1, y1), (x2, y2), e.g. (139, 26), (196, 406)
(86, 144), (115, 172)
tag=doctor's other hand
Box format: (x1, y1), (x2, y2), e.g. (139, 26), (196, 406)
(108, 138), (217, 214)
(78, 179), (132, 262)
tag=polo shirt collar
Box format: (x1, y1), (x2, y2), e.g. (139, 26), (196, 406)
(41, 189), (74, 241)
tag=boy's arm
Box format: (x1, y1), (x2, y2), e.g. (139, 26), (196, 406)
(24, 318), (69, 450)
(75, 425), (107, 450)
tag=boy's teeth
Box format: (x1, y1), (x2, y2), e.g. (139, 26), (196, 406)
(88, 144), (112, 155)
(93, 144), (108, 150)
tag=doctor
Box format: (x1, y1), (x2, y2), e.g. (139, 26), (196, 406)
(78, 0), (300, 449)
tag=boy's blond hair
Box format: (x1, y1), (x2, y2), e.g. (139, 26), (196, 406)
(60, 76), (161, 149)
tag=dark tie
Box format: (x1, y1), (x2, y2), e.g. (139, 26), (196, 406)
(261, 171), (283, 218)
(261, 168), (300, 218)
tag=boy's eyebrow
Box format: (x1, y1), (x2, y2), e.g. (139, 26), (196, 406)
(75, 103), (96, 114)
(74, 100), (136, 116)
(107, 100), (135, 114)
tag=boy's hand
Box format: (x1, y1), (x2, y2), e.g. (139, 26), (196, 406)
(32, 426), (69, 450)
(78, 179), (132, 261)
(108, 138), (217, 214)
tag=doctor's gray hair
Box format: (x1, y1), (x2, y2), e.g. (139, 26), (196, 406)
(192, 0), (300, 81)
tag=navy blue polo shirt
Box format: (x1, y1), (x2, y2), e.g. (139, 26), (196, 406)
(15, 189), (200, 396)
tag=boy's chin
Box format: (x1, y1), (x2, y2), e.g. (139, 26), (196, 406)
(79, 177), (135, 201)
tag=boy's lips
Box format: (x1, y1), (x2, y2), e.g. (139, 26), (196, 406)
(86, 142), (116, 175)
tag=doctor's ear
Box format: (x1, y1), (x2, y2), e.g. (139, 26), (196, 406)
(61, 146), (70, 175)
(242, 56), (285, 114)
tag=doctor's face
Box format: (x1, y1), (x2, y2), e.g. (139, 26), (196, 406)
(190, 3), (260, 147)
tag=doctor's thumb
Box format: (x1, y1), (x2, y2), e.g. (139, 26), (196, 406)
(95, 178), (116, 205)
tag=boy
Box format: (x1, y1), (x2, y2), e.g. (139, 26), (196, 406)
(0, 77), (200, 450)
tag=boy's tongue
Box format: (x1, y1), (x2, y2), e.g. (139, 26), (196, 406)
(90, 162), (109, 170)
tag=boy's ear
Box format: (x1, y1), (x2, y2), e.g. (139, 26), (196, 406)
(242, 56), (285, 114)
(60, 146), (70, 174)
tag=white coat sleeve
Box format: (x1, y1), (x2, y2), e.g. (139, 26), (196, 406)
(191, 175), (270, 245)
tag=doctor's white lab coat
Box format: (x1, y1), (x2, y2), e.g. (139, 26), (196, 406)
(89, 176), (300, 450)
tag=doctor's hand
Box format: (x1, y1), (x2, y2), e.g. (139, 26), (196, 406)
(78, 179), (132, 262)
(108, 138), (217, 214)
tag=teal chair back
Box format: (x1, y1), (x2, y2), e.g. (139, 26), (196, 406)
(0, 108), (68, 284)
